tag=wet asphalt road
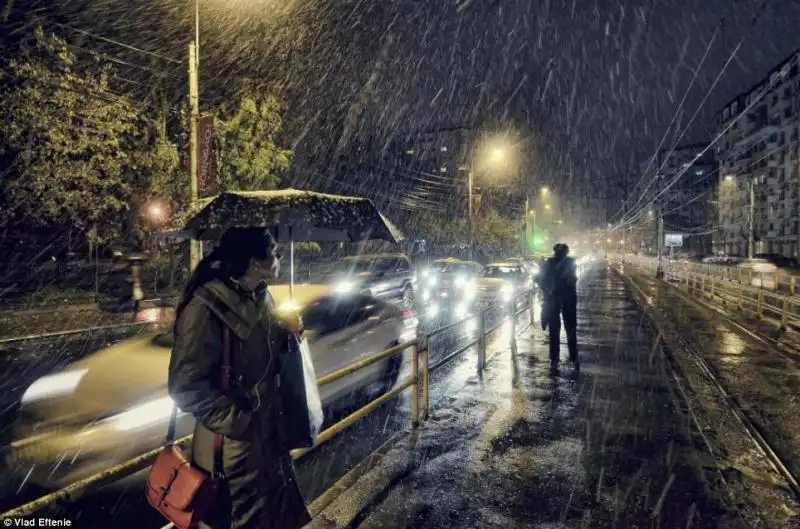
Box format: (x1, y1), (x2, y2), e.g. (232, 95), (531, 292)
(338, 265), (742, 529)
(0, 293), (522, 526)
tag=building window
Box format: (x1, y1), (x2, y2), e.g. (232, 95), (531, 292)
(440, 146), (447, 152)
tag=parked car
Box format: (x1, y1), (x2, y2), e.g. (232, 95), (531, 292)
(418, 258), (483, 320)
(6, 285), (417, 489)
(329, 253), (417, 307)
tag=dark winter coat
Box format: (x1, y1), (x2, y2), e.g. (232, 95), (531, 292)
(537, 256), (578, 299)
(168, 278), (311, 529)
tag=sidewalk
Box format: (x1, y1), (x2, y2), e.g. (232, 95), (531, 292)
(310, 266), (758, 529)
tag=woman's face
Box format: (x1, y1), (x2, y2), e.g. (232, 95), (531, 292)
(250, 245), (282, 282)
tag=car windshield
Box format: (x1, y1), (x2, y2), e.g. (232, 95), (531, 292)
(339, 259), (394, 274)
(480, 266), (520, 278)
(432, 262), (475, 274)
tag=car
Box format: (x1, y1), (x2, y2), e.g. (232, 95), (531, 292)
(418, 258), (483, 320)
(5, 285), (417, 490)
(329, 253), (417, 307)
(472, 262), (534, 310)
(737, 258), (779, 289)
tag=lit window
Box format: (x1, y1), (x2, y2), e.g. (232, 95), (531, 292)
(440, 146), (447, 152)
(440, 167), (447, 172)
(406, 149), (415, 155)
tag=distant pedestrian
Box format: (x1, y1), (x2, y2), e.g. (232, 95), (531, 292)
(168, 227), (311, 529)
(537, 243), (579, 373)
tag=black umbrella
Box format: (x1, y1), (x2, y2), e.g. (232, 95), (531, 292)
(179, 189), (405, 296)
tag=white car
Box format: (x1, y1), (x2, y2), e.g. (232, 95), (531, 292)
(6, 285), (417, 489)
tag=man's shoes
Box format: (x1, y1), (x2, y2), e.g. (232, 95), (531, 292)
(569, 354), (580, 371)
(549, 359), (559, 375)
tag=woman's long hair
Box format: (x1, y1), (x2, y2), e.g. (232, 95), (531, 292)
(175, 227), (278, 324)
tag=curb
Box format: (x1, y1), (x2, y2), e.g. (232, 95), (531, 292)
(307, 430), (410, 519)
(0, 321), (154, 347)
(0, 303), (101, 317)
(308, 431), (417, 529)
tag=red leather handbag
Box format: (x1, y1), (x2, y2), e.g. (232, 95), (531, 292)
(146, 327), (232, 529)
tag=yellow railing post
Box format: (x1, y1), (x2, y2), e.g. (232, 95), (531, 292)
(701, 275), (705, 296)
(478, 310), (487, 376)
(411, 340), (420, 427)
(422, 337), (430, 422)
(791, 277), (796, 296)
(737, 282), (744, 311)
(757, 289), (764, 318)
(781, 296), (790, 328)
(529, 290), (535, 326)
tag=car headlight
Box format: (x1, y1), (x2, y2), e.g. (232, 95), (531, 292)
(500, 283), (514, 301)
(334, 280), (355, 294)
(427, 303), (439, 318)
(21, 369), (89, 404)
(109, 395), (181, 431)
(529, 264), (540, 274)
(427, 276), (437, 287)
(454, 275), (467, 287)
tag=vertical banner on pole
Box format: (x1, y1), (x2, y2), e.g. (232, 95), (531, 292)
(197, 114), (218, 199)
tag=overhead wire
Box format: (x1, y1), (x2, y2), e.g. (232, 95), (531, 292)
(614, 0), (773, 227)
(609, 20), (723, 223)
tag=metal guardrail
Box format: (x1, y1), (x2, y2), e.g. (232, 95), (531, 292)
(628, 255), (800, 296)
(0, 288), (537, 521)
(624, 257), (800, 331)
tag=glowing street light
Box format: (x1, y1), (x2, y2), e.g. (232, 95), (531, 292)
(541, 186), (549, 194)
(724, 174), (734, 182)
(492, 148), (504, 161)
(544, 204), (551, 210)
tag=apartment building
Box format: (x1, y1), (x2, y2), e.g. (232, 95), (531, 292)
(714, 49), (800, 257)
(633, 144), (715, 255)
(657, 144), (716, 255)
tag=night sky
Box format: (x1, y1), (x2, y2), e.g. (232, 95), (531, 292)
(3, 0), (800, 225)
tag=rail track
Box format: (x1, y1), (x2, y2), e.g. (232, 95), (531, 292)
(617, 265), (800, 503)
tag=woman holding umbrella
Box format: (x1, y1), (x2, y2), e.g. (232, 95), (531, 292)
(167, 227), (311, 529)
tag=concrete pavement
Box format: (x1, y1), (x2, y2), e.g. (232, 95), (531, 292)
(310, 264), (770, 529)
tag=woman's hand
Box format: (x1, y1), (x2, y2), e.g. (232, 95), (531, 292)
(278, 311), (304, 334)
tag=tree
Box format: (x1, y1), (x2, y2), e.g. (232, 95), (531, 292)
(216, 94), (293, 191)
(0, 27), (180, 247)
(476, 209), (520, 250)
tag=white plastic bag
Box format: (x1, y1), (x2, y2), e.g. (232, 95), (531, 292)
(279, 333), (324, 449)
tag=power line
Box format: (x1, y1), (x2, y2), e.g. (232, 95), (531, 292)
(610, 20), (723, 223)
(614, 0), (773, 226)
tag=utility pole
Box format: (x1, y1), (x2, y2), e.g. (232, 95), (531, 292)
(188, 42), (201, 270)
(747, 178), (755, 259)
(656, 203), (664, 278)
(467, 166), (473, 261)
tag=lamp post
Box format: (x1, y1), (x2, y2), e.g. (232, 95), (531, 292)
(188, 0), (202, 270)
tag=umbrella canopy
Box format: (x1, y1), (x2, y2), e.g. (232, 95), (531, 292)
(179, 189), (404, 244)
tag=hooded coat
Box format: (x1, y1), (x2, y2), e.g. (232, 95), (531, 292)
(168, 278), (311, 529)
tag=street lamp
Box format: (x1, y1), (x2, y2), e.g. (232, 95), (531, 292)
(544, 204), (551, 210)
(492, 148), (504, 161)
(541, 186), (549, 194)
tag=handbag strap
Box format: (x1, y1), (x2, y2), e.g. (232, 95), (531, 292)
(164, 323), (232, 481)
(213, 326), (231, 479)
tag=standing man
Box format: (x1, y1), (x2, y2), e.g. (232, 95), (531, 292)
(537, 243), (579, 373)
